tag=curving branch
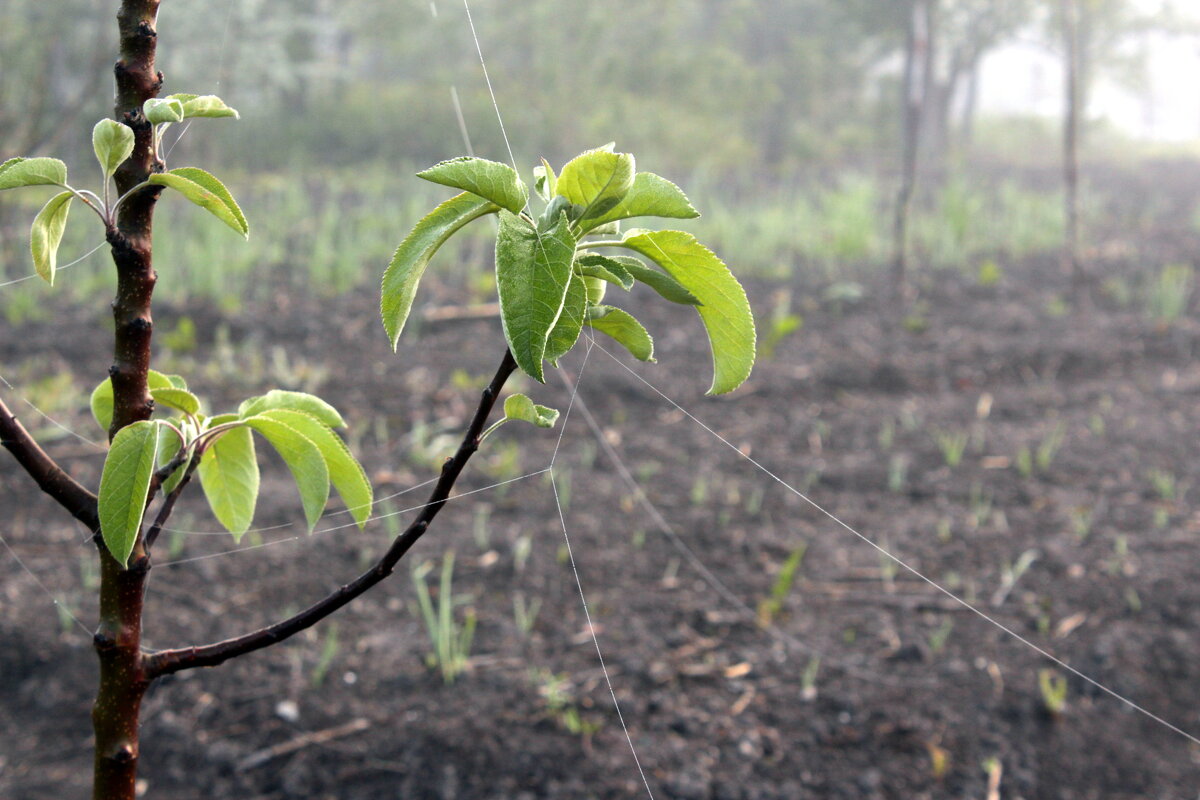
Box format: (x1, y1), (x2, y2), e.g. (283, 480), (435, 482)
(144, 349), (518, 679)
(0, 395), (99, 532)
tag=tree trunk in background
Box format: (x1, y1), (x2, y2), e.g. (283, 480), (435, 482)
(891, 0), (928, 307)
(1061, 0), (1084, 294)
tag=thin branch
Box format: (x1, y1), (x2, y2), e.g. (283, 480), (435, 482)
(143, 455), (200, 551)
(0, 395), (99, 532)
(144, 349), (518, 679)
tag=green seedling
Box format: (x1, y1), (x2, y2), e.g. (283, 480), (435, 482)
(512, 592), (542, 637)
(760, 289), (802, 360)
(1038, 669), (1068, 718)
(310, 624), (340, 688)
(1144, 263), (1193, 327)
(928, 619), (954, 655)
(1035, 423), (1066, 473)
(888, 454), (909, 494)
(801, 656), (821, 702)
(757, 542), (808, 627)
(991, 548), (1038, 607)
(412, 552), (476, 684)
(934, 429), (969, 468)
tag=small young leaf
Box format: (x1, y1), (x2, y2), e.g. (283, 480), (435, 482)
(586, 306), (655, 362)
(143, 97), (185, 125)
(30, 191), (73, 285)
(620, 230), (755, 394)
(98, 420), (162, 567)
(93, 119), (135, 181)
(575, 254), (634, 290)
(164, 93), (199, 104)
(417, 157), (528, 214)
(149, 167), (248, 237)
(179, 94), (240, 119)
(154, 423), (190, 496)
(533, 157), (557, 201)
(238, 390), (346, 428)
(503, 394), (560, 428)
(0, 157), (68, 190)
(90, 370), (180, 431)
(198, 420), (259, 539)
(245, 414), (330, 531)
(382, 192), (498, 348)
(253, 409), (372, 528)
(609, 254), (701, 306)
(555, 147), (636, 223)
(583, 172), (700, 231)
(544, 272), (587, 366)
(495, 210), (576, 382)
(151, 387), (200, 416)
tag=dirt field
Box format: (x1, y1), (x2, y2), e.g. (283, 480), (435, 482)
(3, 162), (1200, 799)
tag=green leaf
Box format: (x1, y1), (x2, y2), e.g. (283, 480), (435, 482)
(198, 420), (259, 539)
(608, 254), (701, 306)
(555, 147), (636, 223)
(533, 157), (557, 201)
(503, 394), (559, 428)
(151, 387), (200, 416)
(238, 390), (346, 428)
(417, 157), (528, 214)
(98, 421), (162, 567)
(90, 370), (180, 431)
(149, 167), (248, 238)
(620, 230), (755, 394)
(92, 119), (135, 181)
(245, 414), (329, 531)
(154, 421), (191, 496)
(584, 172), (700, 230)
(253, 409), (372, 528)
(0, 157), (68, 190)
(495, 210), (576, 382)
(30, 191), (73, 286)
(143, 97), (185, 125)
(575, 254), (634, 290)
(164, 93), (199, 104)
(179, 94), (239, 119)
(382, 192), (498, 348)
(582, 275), (607, 305)
(586, 306), (655, 362)
(544, 271), (587, 366)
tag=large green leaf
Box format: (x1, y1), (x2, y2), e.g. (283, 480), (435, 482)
(0, 157), (67, 190)
(544, 271), (587, 366)
(149, 167), (248, 238)
(92, 119), (135, 182)
(620, 230), (756, 394)
(503, 394), (559, 428)
(238, 390), (346, 428)
(417, 157), (528, 214)
(495, 210), (576, 382)
(555, 147), (635, 223)
(586, 306), (655, 362)
(254, 409), (372, 528)
(245, 414), (329, 531)
(583, 172), (699, 231)
(98, 420), (162, 567)
(91, 370), (177, 431)
(30, 191), (73, 286)
(382, 192), (498, 348)
(575, 254), (634, 290)
(198, 419), (259, 539)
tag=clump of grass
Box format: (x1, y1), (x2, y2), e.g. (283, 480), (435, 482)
(412, 552), (476, 684)
(757, 543), (808, 627)
(1144, 263), (1193, 327)
(1038, 669), (1068, 718)
(933, 429), (970, 468)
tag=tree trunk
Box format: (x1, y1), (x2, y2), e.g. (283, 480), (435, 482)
(891, 0), (928, 306)
(1061, 0), (1084, 294)
(92, 2), (164, 798)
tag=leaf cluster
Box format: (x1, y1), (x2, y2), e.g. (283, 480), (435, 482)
(381, 145), (756, 396)
(93, 373), (372, 567)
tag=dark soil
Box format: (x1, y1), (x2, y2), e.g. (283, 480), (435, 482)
(4, 163), (1200, 799)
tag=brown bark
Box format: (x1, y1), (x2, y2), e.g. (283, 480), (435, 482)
(92, 3), (164, 798)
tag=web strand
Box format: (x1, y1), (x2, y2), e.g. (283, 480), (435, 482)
(591, 340), (1200, 748)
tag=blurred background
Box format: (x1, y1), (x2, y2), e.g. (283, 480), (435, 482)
(5, 2), (1200, 798)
